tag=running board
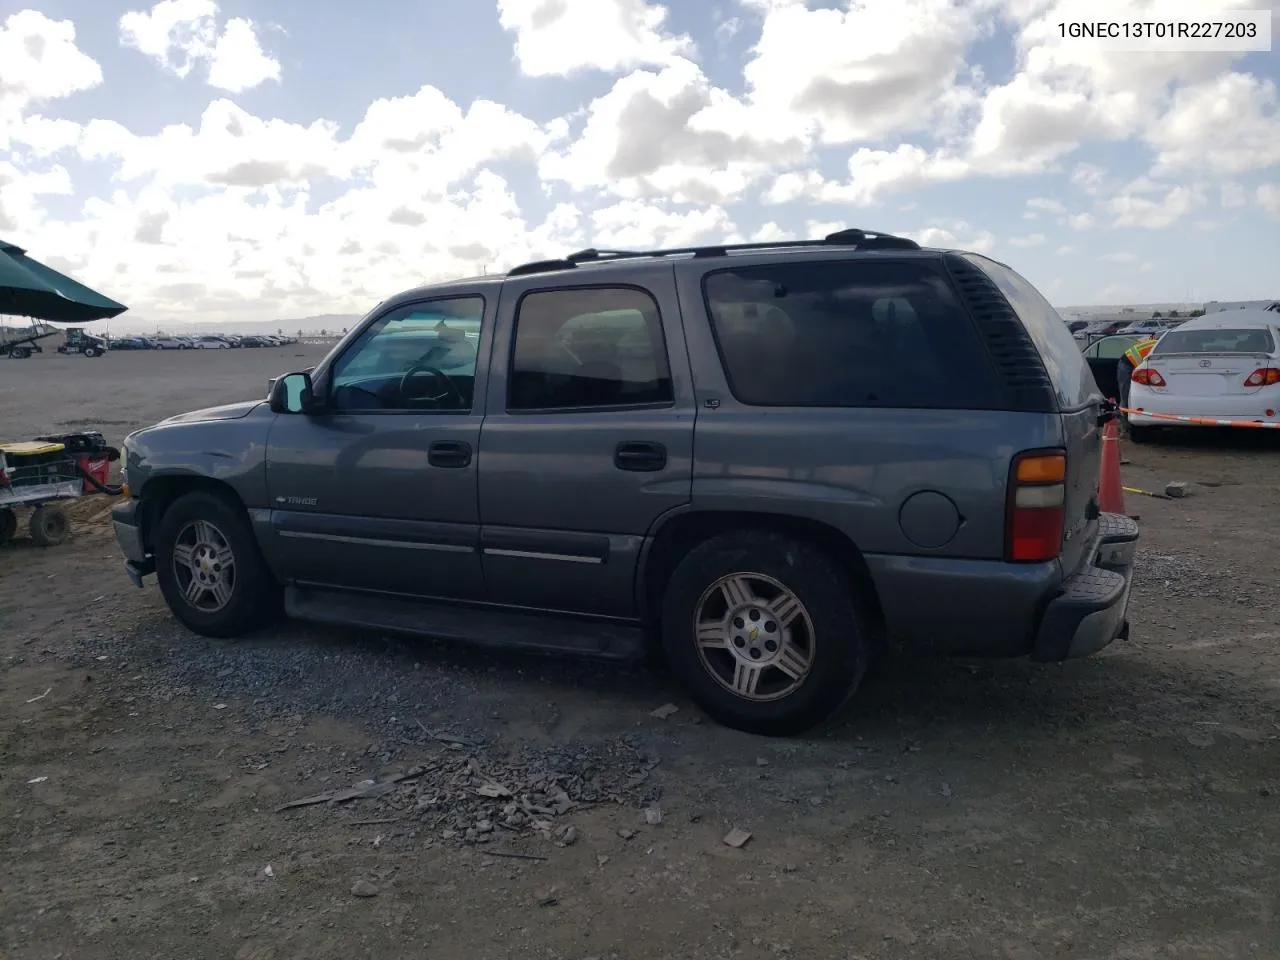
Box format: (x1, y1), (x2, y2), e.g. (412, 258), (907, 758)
(284, 586), (646, 662)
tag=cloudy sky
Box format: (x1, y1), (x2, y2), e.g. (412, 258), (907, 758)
(1, 0), (1278, 325)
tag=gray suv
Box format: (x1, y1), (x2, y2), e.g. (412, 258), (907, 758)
(111, 229), (1138, 736)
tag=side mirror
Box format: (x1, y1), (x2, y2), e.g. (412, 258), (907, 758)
(269, 371), (316, 414)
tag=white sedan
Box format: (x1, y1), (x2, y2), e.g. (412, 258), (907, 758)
(1127, 308), (1280, 440)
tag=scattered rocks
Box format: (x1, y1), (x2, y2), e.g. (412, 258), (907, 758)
(617, 828), (636, 840)
(350, 879), (378, 898)
(275, 737), (661, 848)
(557, 825), (578, 847)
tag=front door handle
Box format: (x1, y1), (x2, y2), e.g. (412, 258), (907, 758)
(428, 440), (472, 468)
(614, 441), (666, 472)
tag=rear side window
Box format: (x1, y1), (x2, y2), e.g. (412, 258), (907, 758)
(701, 259), (1003, 409)
(966, 255), (1095, 408)
(508, 287), (674, 411)
(1153, 327), (1276, 355)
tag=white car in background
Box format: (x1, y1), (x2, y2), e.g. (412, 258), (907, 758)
(193, 335), (232, 349)
(152, 336), (189, 349)
(1127, 308), (1280, 441)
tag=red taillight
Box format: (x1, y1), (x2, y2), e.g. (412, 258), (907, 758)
(1006, 450), (1067, 563)
(1132, 368), (1165, 387)
(1244, 367), (1280, 387)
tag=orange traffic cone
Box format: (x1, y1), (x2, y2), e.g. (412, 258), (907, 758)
(1098, 417), (1126, 515)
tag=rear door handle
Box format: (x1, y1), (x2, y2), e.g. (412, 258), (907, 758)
(428, 440), (472, 468)
(614, 441), (666, 472)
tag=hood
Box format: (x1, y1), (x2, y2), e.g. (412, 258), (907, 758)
(161, 400), (264, 424)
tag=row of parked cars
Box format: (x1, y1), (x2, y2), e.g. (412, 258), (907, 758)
(107, 334), (299, 350)
(1067, 316), (1186, 341)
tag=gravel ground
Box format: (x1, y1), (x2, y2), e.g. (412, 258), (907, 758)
(2, 350), (1279, 959)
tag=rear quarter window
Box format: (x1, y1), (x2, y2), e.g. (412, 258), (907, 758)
(701, 258), (1004, 410)
(965, 255), (1097, 409)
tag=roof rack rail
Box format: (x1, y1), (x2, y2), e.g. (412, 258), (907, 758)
(506, 228), (920, 277)
(507, 258), (577, 277)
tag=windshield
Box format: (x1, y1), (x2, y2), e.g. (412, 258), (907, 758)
(1152, 327), (1275, 355)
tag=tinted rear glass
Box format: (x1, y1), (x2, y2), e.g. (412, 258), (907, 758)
(964, 255), (1095, 408)
(1153, 327), (1276, 354)
(701, 258), (1003, 409)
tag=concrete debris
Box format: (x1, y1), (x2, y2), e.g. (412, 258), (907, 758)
(617, 828), (636, 840)
(723, 827), (752, 849)
(643, 806), (663, 826)
(350, 879), (378, 898)
(276, 739), (661, 847)
(1165, 481), (1189, 498)
(649, 703), (680, 720)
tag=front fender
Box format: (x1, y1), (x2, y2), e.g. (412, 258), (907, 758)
(126, 407), (274, 510)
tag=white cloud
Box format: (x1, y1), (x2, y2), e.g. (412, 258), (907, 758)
(734, 0), (991, 146)
(0, 10), (102, 125)
(1009, 233), (1046, 247)
(118, 0), (280, 91)
(1105, 184), (1205, 229)
(1259, 184), (1280, 221)
(588, 199), (736, 248)
(496, 0), (692, 76)
(1220, 182), (1248, 209)
(0, 161), (73, 232)
(1069, 163), (1107, 194)
(538, 58), (805, 203)
(1025, 196), (1065, 217)
(903, 221), (996, 253)
(1148, 73), (1280, 176)
(119, 0), (218, 77)
(207, 18), (281, 93)
(968, 0), (1261, 173)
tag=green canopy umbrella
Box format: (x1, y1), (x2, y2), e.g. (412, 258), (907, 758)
(0, 239), (127, 323)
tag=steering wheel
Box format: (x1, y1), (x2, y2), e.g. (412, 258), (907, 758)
(399, 362), (463, 408)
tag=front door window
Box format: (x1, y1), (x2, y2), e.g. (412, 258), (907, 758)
(329, 297), (485, 412)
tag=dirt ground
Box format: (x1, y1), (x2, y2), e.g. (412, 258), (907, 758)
(2, 349), (1279, 960)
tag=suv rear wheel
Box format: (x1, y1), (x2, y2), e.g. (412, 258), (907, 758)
(155, 490), (279, 638)
(660, 530), (870, 736)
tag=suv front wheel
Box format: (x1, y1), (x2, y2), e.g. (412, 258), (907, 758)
(660, 530), (870, 736)
(154, 490), (279, 638)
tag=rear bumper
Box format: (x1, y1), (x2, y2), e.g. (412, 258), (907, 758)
(1127, 385), (1280, 426)
(1031, 513), (1139, 662)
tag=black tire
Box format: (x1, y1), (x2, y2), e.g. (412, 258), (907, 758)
(29, 505), (70, 547)
(10, 347), (30, 359)
(154, 490), (280, 638)
(660, 530), (870, 737)
(1127, 425), (1154, 444)
(0, 508), (16, 545)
